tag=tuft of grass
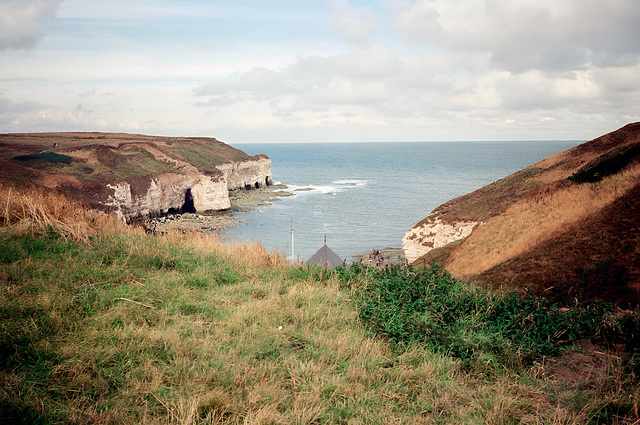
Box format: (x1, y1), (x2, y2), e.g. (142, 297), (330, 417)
(0, 184), (132, 242)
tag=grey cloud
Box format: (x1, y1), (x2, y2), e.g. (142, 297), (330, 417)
(193, 48), (402, 113)
(0, 95), (44, 114)
(0, 0), (64, 50)
(190, 2), (639, 137)
(394, 0), (640, 74)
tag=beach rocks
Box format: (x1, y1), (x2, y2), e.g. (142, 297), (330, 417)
(147, 185), (292, 234)
(146, 212), (239, 234)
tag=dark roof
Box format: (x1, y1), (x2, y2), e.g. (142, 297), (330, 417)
(307, 244), (343, 269)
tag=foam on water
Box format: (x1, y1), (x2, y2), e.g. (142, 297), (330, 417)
(332, 179), (367, 186)
(286, 181), (365, 195)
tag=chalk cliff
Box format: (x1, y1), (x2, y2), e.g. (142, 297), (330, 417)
(0, 132), (272, 222)
(216, 155), (272, 190)
(106, 173), (232, 221)
(402, 217), (477, 264)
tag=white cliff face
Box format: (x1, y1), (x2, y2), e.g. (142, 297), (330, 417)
(106, 182), (133, 221)
(107, 174), (206, 221)
(402, 215), (478, 264)
(191, 175), (231, 211)
(216, 156), (272, 190)
(106, 157), (271, 222)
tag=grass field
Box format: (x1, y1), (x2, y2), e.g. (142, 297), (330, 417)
(1, 185), (639, 424)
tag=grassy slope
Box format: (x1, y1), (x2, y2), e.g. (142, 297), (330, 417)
(1, 188), (639, 424)
(480, 182), (640, 306)
(0, 132), (257, 211)
(412, 123), (640, 306)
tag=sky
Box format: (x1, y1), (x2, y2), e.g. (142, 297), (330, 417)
(0, 0), (639, 143)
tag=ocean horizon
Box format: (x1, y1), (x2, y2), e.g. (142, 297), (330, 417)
(223, 140), (579, 262)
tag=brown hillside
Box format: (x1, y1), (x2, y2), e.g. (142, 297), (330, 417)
(481, 182), (640, 307)
(0, 132), (259, 212)
(411, 123), (640, 306)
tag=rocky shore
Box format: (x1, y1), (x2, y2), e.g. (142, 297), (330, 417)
(146, 184), (407, 264)
(147, 185), (292, 233)
(355, 248), (405, 266)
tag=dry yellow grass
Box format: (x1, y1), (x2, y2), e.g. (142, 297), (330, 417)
(0, 183), (132, 241)
(0, 182), (285, 271)
(161, 230), (286, 272)
(446, 163), (640, 277)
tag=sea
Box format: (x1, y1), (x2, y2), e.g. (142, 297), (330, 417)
(223, 141), (579, 262)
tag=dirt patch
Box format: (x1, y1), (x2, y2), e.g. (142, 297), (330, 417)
(545, 345), (615, 384)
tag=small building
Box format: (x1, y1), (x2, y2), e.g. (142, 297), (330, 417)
(307, 244), (343, 269)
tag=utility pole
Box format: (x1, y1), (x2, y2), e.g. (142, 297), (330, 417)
(291, 218), (295, 263)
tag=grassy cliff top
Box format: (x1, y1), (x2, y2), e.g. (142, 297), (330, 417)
(0, 132), (254, 166)
(0, 132), (265, 211)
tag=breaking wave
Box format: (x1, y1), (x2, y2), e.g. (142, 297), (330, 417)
(332, 179), (367, 186)
(284, 180), (367, 196)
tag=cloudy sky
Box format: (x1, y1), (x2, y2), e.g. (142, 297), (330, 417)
(1, 0), (639, 143)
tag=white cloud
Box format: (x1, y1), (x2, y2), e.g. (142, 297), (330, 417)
(329, 0), (379, 43)
(0, 0), (64, 50)
(0, 95), (43, 114)
(193, 47), (401, 112)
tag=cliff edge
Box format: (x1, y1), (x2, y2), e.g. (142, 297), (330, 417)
(0, 132), (272, 222)
(403, 123), (640, 306)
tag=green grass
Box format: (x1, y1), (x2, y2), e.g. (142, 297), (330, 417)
(1, 228), (639, 424)
(95, 145), (178, 180)
(569, 144), (640, 183)
(12, 152), (73, 164)
(335, 263), (628, 369)
(168, 141), (250, 173)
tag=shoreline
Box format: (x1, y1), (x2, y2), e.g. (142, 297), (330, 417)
(353, 247), (405, 266)
(147, 184), (292, 234)
(148, 185), (405, 264)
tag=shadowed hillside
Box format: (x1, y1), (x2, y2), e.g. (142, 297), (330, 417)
(406, 123), (640, 306)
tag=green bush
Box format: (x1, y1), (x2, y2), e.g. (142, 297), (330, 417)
(569, 144), (640, 183)
(336, 263), (615, 369)
(13, 152), (73, 164)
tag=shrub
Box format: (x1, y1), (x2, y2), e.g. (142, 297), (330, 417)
(569, 144), (640, 183)
(13, 152), (73, 164)
(337, 263), (614, 369)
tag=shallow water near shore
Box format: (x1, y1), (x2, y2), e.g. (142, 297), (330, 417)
(223, 141), (578, 262)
